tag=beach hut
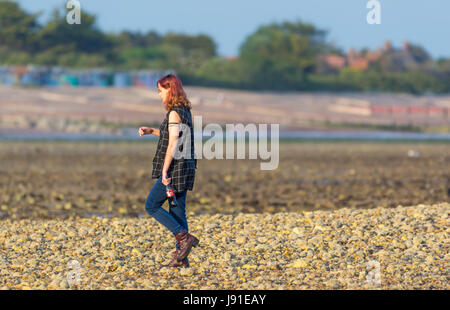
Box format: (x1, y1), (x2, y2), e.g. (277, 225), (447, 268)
(0, 66), (15, 86)
(44, 67), (64, 86)
(60, 73), (79, 86)
(113, 72), (131, 87)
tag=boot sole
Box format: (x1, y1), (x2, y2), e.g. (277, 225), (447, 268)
(193, 237), (200, 247)
(159, 260), (189, 269)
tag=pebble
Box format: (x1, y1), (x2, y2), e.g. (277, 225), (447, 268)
(235, 236), (247, 245)
(289, 259), (308, 268)
(0, 202), (448, 289)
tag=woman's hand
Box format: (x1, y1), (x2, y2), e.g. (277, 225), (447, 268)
(138, 126), (153, 136)
(162, 170), (171, 186)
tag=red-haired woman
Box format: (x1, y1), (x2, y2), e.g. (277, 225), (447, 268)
(139, 74), (199, 268)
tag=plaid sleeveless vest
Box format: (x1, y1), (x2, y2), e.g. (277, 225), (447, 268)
(151, 105), (197, 192)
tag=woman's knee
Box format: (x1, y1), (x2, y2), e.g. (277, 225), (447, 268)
(145, 196), (162, 214)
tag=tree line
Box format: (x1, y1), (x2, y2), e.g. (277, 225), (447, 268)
(1, 0), (449, 94)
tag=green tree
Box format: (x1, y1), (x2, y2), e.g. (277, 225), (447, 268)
(114, 32), (217, 72)
(239, 20), (332, 90)
(0, 0), (40, 52)
(162, 33), (216, 58)
(192, 57), (252, 88)
(114, 30), (162, 49)
(35, 8), (115, 57)
(117, 43), (183, 70)
(161, 33), (217, 73)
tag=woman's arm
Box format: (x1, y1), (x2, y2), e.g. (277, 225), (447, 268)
(138, 127), (160, 136)
(151, 128), (160, 136)
(161, 110), (182, 185)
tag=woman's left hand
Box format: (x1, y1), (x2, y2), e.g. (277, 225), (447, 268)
(162, 171), (171, 186)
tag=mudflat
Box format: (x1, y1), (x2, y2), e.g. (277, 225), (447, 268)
(0, 141), (448, 219)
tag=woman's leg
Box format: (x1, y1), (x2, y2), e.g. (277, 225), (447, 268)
(169, 190), (188, 250)
(145, 176), (185, 236)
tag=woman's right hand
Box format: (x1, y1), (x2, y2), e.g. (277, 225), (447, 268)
(138, 126), (154, 136)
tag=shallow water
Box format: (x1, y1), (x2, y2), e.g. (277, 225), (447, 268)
(1, 129), (449, 141)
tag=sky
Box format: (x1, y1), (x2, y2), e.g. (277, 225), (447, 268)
(17, 0), (450, 59)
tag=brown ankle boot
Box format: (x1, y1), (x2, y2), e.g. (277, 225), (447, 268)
(159, 249), (189, 268)
(175, 230), (199, 262)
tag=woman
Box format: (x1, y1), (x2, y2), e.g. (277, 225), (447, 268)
(139, 74), (199, 268)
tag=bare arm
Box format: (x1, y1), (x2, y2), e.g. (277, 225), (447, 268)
(151, 128), (160, 136)
(138, 127), (160, 136)
(161, 110), (182, 185)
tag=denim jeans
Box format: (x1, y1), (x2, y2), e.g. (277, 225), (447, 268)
(145, 176), (189, 250)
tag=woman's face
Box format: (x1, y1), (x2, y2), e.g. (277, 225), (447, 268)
(157, 83), (170, 106)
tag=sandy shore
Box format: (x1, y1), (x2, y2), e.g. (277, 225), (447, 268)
(0, 202), (448, 290)
(1, 142), (449, 219)
(1, 86), (449, 133)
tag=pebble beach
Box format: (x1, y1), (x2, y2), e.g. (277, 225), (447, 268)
(1, 202), (448, 290)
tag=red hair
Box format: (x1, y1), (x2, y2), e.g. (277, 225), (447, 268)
(157, 74), (192, 111)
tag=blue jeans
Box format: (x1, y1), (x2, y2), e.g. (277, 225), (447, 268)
(145, 176), (189, 250)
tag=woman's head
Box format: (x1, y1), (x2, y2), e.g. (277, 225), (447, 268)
(157, 74), (192, 111)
